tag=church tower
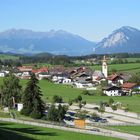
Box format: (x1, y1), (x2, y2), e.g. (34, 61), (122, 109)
(102, 56), (108, 78)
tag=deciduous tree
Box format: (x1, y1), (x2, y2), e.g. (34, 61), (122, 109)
(0, 73), (22, 108)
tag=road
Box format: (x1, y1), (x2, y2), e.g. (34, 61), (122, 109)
(69, 103), (140, 125)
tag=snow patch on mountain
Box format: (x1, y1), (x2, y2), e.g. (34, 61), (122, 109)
(102, 32), (129, 48)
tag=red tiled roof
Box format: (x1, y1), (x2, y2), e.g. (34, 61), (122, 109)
(107, 74), (118, 80)
(17, 66), (33, 71)
(18, 66), (33, 69)
(32, 67), (48, 73)
(121, 83), (137, 89)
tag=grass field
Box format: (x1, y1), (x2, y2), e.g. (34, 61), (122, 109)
(90, 63), (140, 73)
(0, 54), (19, 60)
(0, 121), (121, 140)
(0, 78), (140, 113)
(126, 58), (140, 62)
(108, 125), (140, 136)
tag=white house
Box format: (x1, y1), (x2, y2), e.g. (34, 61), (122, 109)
(38, 73), (51, 80)
(61, 78), (72, 84)
(103, 86), (122, 96)
(0, 72), (6, 77)
(107, 74), (124, 86)
(73, 82), (93, 89)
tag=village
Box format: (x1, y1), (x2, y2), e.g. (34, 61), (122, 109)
(0, 56), (139, 96)
(0, 55), (140, 139)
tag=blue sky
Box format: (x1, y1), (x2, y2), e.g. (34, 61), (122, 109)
(0, 0), (140, 41)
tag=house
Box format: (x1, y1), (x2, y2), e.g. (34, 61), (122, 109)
(49, 66), (66, 75)
(32, 67), (48, 74)
(61, 78), (72, 84)
(70, 67), (92, 79)
(103, 86), (122, 96)
(74, 73), (91, 81)
(51, 72), (71, 84)
(37, 72), (51, 80)
(107, 74), (124, 86)
(17, 66), (33, 72)
(0, 72), (6, 77)
(73, 80), (93, 89)
(92, 70), (105, 83)
(119, 73), (132, 82)
(121, 83), (138, 95)
(55, 77), (72, 84)
(32, 67), (49, 80)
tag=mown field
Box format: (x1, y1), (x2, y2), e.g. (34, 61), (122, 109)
(108, 125), (140, 136)
(90, 63), (140, 73)
(0, 121), (121, 140)
(0, 78), (140, 113)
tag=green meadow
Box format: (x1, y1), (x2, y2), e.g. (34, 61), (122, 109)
(90, 63), (140, 73)
(0, 78), (140, 113)
(0, 121), (121, 140)
(126, 57), (140, 62)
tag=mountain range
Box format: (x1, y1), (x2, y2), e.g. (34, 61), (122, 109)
(0, 26), (140, 56)
(0, 29), (95, 56)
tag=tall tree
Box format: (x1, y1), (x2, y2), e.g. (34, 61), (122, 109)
(21, 73), (45, 119)
(98, 102), (105, 117)
(57, 104), (67, 122)
(0, 73), (22, 108)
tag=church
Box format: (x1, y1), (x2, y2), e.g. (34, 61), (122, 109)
(92, 56), (108, 82)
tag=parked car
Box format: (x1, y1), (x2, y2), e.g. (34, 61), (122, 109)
(90, 117), (107, 123)
(98, 119), (107, 123)
(67, 111), (75, 116)
(64, 116), (74, 121)
(90, 128), (100, 132)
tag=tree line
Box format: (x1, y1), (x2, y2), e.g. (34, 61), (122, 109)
(1, 53), (140, 67)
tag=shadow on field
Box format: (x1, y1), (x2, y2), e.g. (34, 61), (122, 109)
(0, 127), (35, 140)
(0, 122), (57, 140)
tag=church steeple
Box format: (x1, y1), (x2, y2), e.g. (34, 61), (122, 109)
(102, 56), (108, 78)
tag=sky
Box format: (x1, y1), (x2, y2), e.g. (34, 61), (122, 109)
(0, 0), (140, 41)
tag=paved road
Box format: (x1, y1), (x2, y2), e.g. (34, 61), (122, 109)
(69, 104), (140, 125)
(0, 117), (139, 140)
(85, 104), (140, 119)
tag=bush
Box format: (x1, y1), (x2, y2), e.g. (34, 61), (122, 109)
(82, 101), (86, 106)
(108, 98), (114, 106)
(20, 108), (31, 116)
(81, 90), (90, 95)
(73, 95), (83, 103)
(75, 110), (88, 119)
(52, 95), (63, 103)
(30, 110), (42, 119)
(77, 95), (82, 102)
(68, 99), (73, 106)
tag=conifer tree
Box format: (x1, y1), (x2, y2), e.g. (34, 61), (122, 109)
(0, 73), (22, 108)
(21, 73), (45, 119)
